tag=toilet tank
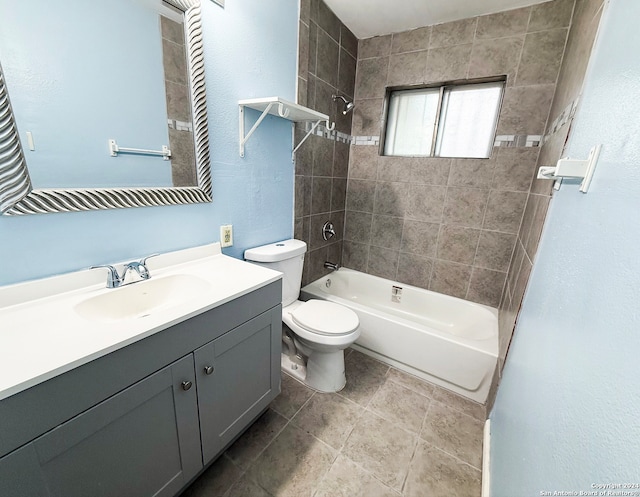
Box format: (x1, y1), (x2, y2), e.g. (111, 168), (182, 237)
(244, 239), (307, 306)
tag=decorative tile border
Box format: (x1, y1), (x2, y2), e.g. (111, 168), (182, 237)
(494, 135), (542, 147)
(168, 119), (193, 132)
(542, 98), (579, 144)
(304, 122), (578, 150)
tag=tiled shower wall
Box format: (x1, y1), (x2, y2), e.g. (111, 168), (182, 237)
(161, 16), (196, 187)
(294, 0), (358, 285)
(343, 0), (574, 308)
(498, 0), (605, 372)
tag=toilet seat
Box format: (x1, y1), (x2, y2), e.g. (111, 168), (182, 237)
(291, 300), (359, 336)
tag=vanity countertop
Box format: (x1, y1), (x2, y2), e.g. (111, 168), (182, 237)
(0, 243), (281, 401)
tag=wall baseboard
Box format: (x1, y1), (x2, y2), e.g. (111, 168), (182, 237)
(482, 419), (491, 497)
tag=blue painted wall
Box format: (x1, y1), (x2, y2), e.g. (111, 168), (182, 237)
(0, 0), (298, 286)
(490, 0), (640, 493)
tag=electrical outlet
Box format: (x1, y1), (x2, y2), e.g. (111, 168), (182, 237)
(220, 224), (233, 247)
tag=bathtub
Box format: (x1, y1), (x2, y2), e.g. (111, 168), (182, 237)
(301, 268), (498, 404)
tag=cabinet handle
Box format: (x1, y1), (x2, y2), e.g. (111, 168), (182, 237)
(204, 366), (214, 375)
(181, 380), (193, 391)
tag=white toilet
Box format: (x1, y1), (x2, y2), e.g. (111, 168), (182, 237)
(244, 239), (360, 392)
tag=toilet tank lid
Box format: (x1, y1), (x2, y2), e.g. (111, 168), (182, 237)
(244, 239), (307, 262)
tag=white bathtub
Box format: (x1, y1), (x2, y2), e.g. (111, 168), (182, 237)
(301, 268), (498, 404)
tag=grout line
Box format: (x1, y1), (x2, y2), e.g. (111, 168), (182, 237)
(423, 438), (484, 472)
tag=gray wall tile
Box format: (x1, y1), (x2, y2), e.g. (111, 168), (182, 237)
(443, 187), (489, 228)
(406, 184), (446, 223)
(308, 21), (318, 75)
(351, 99), (383, 136)
(367, 246), (399, 279)
(333, 141), (350, 178)
(341, 25), (358, 58)
(343, 241), (369, 271)
(371, 215), (404, 249)
(296, 3), (358, 285)
(391, 27), (431, 54)
(528, 0), (575, 32)
(547, 0), (602, 121)
(493, 147), (539, 192)
(497, 85), (555, 135)
(410, 158), (451, 185)
(344, 211), (373, 244)
(338, 49), (357, 97)
(475, 8), (530, 39)
(397, 253), (433, 288)
(297, 77), (308, 106)
(313, 137), (334, 177)
(377, 156), (410, 182)
(340, 0), (589, 317)
(468, 36), (524, 83)
(374, 181), (409, 217)
(437, 225), (481, 265)
(430, 260), (472, 299)
(355, 57), (389, 99)
(430, 18), (477, 48)
(475, 231), (517, 271)
(346, 179), (376, 212)
(299, 21), (310, 79)
(331, 178), (347, 211)
(483, 190), (527, 233)
(467, 268), (507, 307)
(317, 0), (341, 41)
(388, 51), (428, 86)
(516, 28), (568, 86)
(311, 177), (332, 214)
(425, 44), (473, 82)
(401, 219), (440, 257)
(349, 145), (378, 180)
(359, 35), (392, 59)
(449, 157), (497, 188)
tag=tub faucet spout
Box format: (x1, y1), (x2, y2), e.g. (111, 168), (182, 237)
(324, 261), (340, 271)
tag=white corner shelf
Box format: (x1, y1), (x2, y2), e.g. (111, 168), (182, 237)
(238, 97), (333, 158)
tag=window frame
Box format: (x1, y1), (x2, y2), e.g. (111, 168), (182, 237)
(380, 76), (506, 159)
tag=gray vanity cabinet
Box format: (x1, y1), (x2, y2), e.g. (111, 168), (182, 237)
(0, 354), (201, 497)
(0, 280), (282, 497)
(195, 310), (281, 464)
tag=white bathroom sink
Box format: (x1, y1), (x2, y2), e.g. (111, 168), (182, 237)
(74, 274), (212, 322)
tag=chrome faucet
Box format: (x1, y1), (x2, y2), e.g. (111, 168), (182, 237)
(324, 261), (340, 271)
(121, 260), (151, 282)
(89, 264), (122, 288)
(90, 254), (157, 288)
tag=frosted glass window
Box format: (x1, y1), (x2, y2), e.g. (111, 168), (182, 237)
(436, 83), (503, 158)
(383, 80), (504, 159)
(384, 89), (440, 156)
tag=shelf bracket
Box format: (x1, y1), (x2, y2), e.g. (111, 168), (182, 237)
(239, 102), (278, 158)
(537, 145), (601, 193)
(292, 119), (335, 159)
(238, 97), (332, 159)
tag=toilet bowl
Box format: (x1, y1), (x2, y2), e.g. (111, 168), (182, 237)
(282, 299), (360, 392)
(244, 239), (360, 393)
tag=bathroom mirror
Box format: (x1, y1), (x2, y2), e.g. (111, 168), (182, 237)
(0, 0), (211, 215)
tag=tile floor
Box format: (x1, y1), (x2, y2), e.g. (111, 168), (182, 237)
(181, 349), (486, 497)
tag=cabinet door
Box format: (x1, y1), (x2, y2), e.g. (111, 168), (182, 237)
(5, 354), (203, 497)
(195, 307), (281, 464)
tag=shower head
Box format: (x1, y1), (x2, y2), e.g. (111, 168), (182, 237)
(332, 94), (354, 115)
